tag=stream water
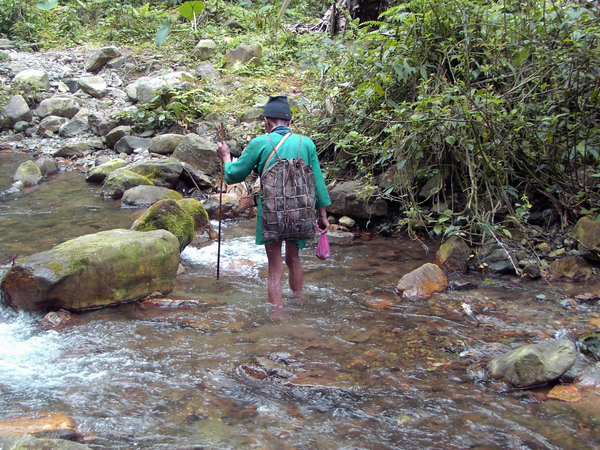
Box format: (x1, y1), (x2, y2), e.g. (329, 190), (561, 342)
(1, 152), (600, 449)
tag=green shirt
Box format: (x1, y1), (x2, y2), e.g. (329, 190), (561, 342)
(224, 127), (331, 248)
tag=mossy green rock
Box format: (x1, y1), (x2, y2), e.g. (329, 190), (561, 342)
(101, 169), (154, 198)
(488, 339), (577, 388)
(133, 199), (195, 251)
(14, 160), (42, 186)
(178, 198), (217, 239)
(86, 159), (128, 183)
(572, 216), (600, 261)
(127, 157), (183, 188)
(0, 229), (180, 312)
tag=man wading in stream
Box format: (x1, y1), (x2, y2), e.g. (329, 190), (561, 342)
(216, 96), (331, 307)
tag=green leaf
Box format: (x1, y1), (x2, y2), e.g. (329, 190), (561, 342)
(35, 0), (58, 10)
(155, 19), (171, 47)
(502, 228), (513, 239)
(179, 1), (205, 20)
(445, 136), (456, 145)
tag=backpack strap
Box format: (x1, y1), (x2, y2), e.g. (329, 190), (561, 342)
(262, 132), (292, 176)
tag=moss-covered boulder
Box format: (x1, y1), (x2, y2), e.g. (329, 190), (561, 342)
(573, 216), (600, 261)
(178, 198), (218, 239)
(86, 159), (128, 183)
(0, 229), (180, 312)
(13, 160), (42, 186)
(488, 339), (577, 388)
(434, 235), (471, 272)
(127, 157), (184, 188)
(101, 169), (154, 198)
(133, 199), (195, 250)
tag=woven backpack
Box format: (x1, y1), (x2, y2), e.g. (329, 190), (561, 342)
(260, 133), (317, 242)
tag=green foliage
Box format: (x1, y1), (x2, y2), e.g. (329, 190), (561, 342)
(34, 0), (57, 10)
(301, 0), (600, 238)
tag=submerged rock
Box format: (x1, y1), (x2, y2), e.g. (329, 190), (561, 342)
(396, 263), (449, 299)
(13, 160), (42, 186)
(0, 229), (180, 312)
(0, 434), (92, 449)
(488, 339), (577, 388)
(0, 412), (83, 442)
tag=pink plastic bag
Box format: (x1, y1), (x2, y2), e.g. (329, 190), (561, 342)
(316, 232), (330, 260)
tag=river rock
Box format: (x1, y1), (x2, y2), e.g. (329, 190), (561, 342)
(0, 412), (82, 442)
(178, 198), (217, 239)
(39, 115), (68, 134)
(0, 229), (180, 311)
(225, 43), (262, 66)
(102, 169), (154, 198)
(86, 159), (128, 183)
(0, 434), (92, 449)
(488, 339), (577, 388)
(2, 95), (32, 128)
(572, 216), (600, 261)
(106, 125), (131, 149)
(13, 160), (42, 186)
(122, 185), (183, 207)
(179, 161), (213, 189)
(77, 75), (108, 98)
(579, 331), (600, 361)
(126, 71), (196, 104)
(193, 39), (218, 61)
(549, 256), (591, 281)
(85, 46), (121, 72)
(132, 199), (195, 251)
(36, 96), (80, 119)
(53, 140), (89, 158)
(148, 133), (185, 154)
(59, 118), (88, 138)
(434, 235), (471, 272)
(13, 69), (50, 90)
(40, 310), (73, 331)
(195, 62), (219, 80)
(475, 242), (518, 274)
(114, 136), (151, 155)
(172, 133), (220, 177)
(88, 110), (118, 136)
(396, 263), (449, 299)
(35, 156), (58, 177)
(127, 157), (183, 188)
(326, 180), (388, 219)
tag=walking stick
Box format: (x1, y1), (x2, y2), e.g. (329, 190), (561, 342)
(217, 123), (225, 280)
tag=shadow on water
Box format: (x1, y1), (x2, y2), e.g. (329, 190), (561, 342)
(1, 153), (600, 449)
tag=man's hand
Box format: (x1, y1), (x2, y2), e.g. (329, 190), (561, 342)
(216, 142), (231, 164)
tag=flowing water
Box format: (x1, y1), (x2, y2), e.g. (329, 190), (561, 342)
(1, 152), (600, 449)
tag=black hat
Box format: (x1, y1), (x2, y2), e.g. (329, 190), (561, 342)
(262, 95), (292, 120)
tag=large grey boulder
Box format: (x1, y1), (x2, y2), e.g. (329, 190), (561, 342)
(102, 169), (154, 198)
(35, 157), (58, 177)
(88, 110), (118, 136)
(106, 125), (131, 149)
(85, 46), (121, 72)
(114, 136), (151, 155)
(172, 133), (220, 177)
(36, 96), (80, 119)
(13, 69), (50, 90)
(193, 39), (218, 61)
(86, 159), (128, 183)
(77, 75), (108, 98)
(59, 118), (88, 138)
(122, 185), (183, 207)
(327, 180), (388, 219)
(2, 95), (32, 128)
(127, 157), (183, 188)
(125, 71), (196, 104)
(39, 115), (68, 134)
(225, 43), (262, 66)
(0, 229), (180, 312)
(148, 133), (185, 154)
(179, 162), (213, 189)
(488, 339), (577, 388)
(14, 160), (42, 186)
(53, 140), (89, 158)
(476, 242), (518, 274)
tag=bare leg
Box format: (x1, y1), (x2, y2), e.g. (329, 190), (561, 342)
(265, 241), (284, 307)
(285, 241), (303, 293)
